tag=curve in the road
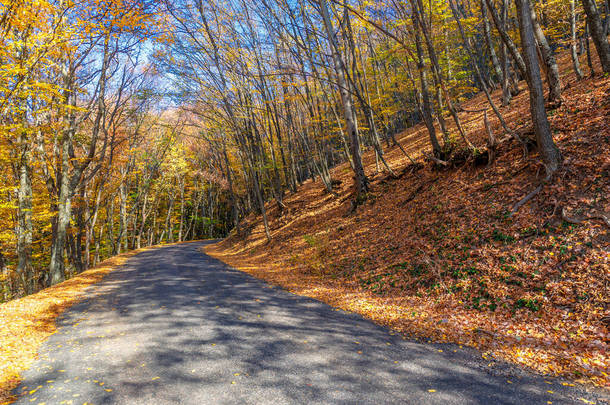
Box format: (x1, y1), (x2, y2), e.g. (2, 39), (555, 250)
(11, 242), (608, 404)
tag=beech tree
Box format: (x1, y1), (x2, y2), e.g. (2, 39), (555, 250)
(318, 0), (369, 199)
(514, 0), (562, 177)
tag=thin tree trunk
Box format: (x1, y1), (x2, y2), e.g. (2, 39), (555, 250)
(515, 0), (562, 177)
(119, 180), (128, 253)
(253, 169), (272, 241)
(529, 3), (562, 104)
(571, 0), (585, 79)
(481, 0), (503, 83)
(584, 22), (595, 73)
(581, 0), (610, 72)
(412, 11), (442, 156)
(411, 0), (471, 149)
(73, 190), (85, 273)
(94, 222), (103, 266)
(165, 195), (174, 243)
(48, 136), (72, 286)
(222, 141), (240, 233)
(318, 0), (369, 200)
(450, 0), (523, 144)
(16, 132), (33, 294)
(604, 0), (610, 35)
(500, 0), (513, 105)
(178, 180), (185, 242)
(485, 0), (528, 78)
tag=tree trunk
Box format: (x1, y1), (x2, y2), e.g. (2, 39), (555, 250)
(529, 3), (562, 104)
(343, 15), (396, 177)
(485, 0), (528, 78)
(94, 222), (103, 266)
(48, 135), (73, 286)
(253, 169), (272, 241)
(581, 0), (610, 72)
(16, 133), (33, 294)
(584, 22), (595, 73)
(222, 142), (240, 232)
(119, 181), (128, 252)
(500, 0), (513, 105)
(165, 195), (174, 243)
(178, 180), (185, 242)
(0, 251), (10, 301)
(318, 0), (369, 200)
(515, 0), (562, 177)
(412, 0), (471, 149)
(571, 0), (585, 79)
(605, 0), (610, 35)
(481, 0), (503, 83)
(73, 192), (85, 274)
(412, 11), (442, 156)
(450, 0), (521, 143)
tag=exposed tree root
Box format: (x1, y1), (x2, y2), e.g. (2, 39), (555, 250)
(511, 183), (544, 214)
(561, 206), (610, 228)
(424, 152), (449, 167)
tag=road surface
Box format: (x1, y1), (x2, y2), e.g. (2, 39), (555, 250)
(12, 241), (607, 404)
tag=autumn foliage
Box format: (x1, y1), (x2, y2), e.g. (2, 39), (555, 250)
(0, 0), (228, 301)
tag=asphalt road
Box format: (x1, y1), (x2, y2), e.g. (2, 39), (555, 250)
(12, 241), (608, 404)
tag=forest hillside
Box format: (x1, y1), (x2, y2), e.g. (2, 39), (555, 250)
(207, 49), (609, 386)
